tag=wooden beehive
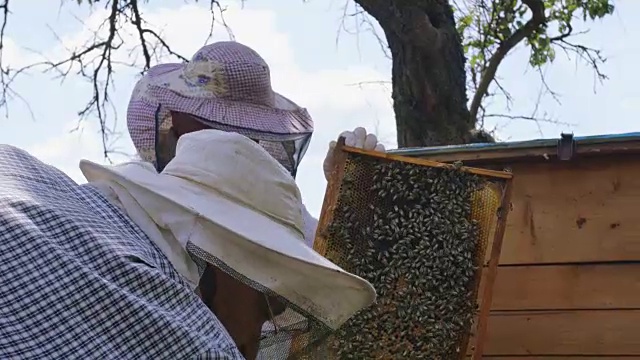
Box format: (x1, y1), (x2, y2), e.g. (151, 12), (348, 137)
(391, 132), (640, 358)
(314, 137), (513, 359)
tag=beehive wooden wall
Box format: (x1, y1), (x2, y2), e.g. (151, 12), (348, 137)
(411, 148), (640, 358)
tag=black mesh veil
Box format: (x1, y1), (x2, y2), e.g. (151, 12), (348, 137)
(187, 235), (333, 359)
(153, 105), (312, 177)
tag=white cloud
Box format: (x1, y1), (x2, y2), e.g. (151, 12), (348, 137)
(16, 1), (640, 219)
(26, 120), (134, 184)
(0, 36), (42, 69)
(43, 2), (396, 145)
(26, 2), (396, 216)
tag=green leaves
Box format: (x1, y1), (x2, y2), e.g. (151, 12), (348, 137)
(459, 0), (613, 69)
(451, 0), (615, 125)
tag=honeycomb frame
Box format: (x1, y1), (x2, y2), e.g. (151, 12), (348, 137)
(314, 137), (514, 360)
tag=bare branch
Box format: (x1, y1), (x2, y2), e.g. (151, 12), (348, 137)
(336, 1), (390, 60)
(547, 21), (607, 92)
(0, 0), (12, 111)
(345, 80), (391, 87)
(484, 113), (573, 126)
(354, 0), (441, 53)
(468, 0), (546, 123)
(0, 0), (229, 162)
(555, 38), (607, 89)
(484, 113), (574, 138)
(351, 0), (391, 22)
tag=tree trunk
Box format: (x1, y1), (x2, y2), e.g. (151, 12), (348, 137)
(387, 31), (471, 147)
(356, 0), (477, 148)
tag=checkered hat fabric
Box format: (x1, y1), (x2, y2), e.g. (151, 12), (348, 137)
(127, 41), (314, 166)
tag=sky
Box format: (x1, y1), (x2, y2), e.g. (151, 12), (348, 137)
(0, 0), (637, 217)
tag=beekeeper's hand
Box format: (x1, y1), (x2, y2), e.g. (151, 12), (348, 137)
(323, 127), (386, 181)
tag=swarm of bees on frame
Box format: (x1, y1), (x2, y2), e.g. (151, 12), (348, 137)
(323, 154), (486, 359)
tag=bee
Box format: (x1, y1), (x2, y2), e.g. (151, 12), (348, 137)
(322, 153), (491, 359)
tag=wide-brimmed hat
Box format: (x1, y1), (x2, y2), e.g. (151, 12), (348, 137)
(80, 129), (375, 331)
(127, 41), (314, 173)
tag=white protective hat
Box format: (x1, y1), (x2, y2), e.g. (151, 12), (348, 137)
(79, 129), (375, 341)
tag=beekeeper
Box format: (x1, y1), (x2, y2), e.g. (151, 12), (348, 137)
(0, 129), (376, 359)
(126, 41), (386, 247)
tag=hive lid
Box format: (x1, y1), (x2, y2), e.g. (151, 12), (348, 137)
(389, 132), (640, 164)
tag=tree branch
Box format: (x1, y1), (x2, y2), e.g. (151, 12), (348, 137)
(336, 1), (391, 60)
(351, 0), (391, 22)
(354, 0), (441, 53)
(468, 0), (546, 123)
(0, 0), (11, 111)
(0, 0), (225, 161)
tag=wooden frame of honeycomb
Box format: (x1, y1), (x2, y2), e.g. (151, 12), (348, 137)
(314, 137), (514, 359)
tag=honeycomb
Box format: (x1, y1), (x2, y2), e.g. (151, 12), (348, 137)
(313, 144), (512, 359)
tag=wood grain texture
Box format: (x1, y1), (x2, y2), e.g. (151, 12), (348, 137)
(412, 146), (640, 357)
(472, 179), (513, 359)
(492, 158), (640, 265)
(477, 264), (640, 310)
(468, 357), (636, 359)
(343, 146), (514, 179)
(471, 310), (640, 356)
(312, 137), (348, 257)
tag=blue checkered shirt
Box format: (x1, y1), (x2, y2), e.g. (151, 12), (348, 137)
(0, 145), (244, 359)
